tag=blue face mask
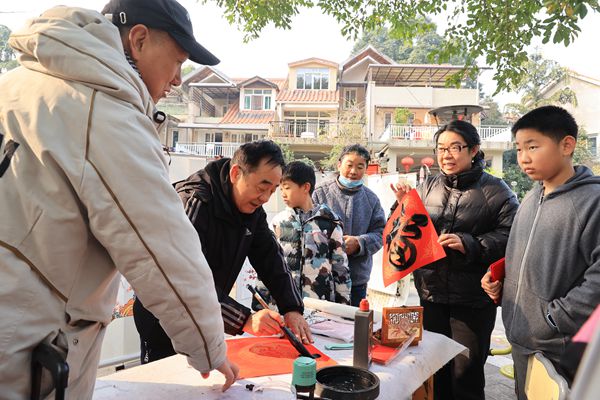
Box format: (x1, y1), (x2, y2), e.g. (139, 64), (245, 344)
(339, 175), (363, 188)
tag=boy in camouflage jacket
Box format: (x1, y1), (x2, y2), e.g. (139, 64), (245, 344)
(254, 162), (351, 308)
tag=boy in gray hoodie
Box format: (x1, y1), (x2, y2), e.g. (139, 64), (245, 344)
(482, 106), (600, 399)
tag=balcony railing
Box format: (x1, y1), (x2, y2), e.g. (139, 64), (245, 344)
(382, 124), (512, 142)
(269, 121), (366, 144)
(175, 142), (241, 157)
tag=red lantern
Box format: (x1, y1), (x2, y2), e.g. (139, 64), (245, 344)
(401, 156), (414, 173)
(421, 157), (434, 168)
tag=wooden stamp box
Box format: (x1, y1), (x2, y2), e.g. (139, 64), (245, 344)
(381, 306), (423, 346)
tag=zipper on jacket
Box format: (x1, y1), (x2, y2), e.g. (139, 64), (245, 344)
(509, 191), (544, 339)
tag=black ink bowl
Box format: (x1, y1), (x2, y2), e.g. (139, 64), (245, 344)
(315, 366), (380, 400)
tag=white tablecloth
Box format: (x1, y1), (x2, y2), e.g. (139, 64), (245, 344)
(94, 330), (467, 399)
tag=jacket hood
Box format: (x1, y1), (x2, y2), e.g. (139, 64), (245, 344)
(544, 165), (600, 198)
(304, 203), (342, 225)
(9, 6), (152, 114)
(203, 158), (249, 222)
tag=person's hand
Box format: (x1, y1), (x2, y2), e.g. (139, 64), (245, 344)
(243, 309), (284, 336)
(284, 311), (313, 344)
(438, 233), (465, 254)
(201, 357), (240, 392)
(481, 271), (503, 302)
(390, 182), (412, 203)
(343, 235), (361, 256)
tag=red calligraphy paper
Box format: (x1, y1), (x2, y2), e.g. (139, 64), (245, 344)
(226, 337), (337, 378)
(383, 189), (445, 287)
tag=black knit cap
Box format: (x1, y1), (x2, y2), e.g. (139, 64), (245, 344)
(102, 0), (219, 65)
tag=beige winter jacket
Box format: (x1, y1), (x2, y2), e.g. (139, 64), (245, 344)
(0, 6), (225, 396)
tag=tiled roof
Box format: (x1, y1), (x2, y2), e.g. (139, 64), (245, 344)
(220, 102), (275, 124)
(277, 89), (339, 103)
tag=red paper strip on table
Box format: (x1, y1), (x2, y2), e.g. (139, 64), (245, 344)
(383, 189), (446, 287)
(226, 337), (337, 378)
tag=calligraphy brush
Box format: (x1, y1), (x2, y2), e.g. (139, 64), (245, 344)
(246, 284), (317, 359)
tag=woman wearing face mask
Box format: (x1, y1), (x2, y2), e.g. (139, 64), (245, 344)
(313, 144), (386, 306)
(391, 120), (519, 400)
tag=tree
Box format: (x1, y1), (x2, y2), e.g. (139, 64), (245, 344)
(503, 164), (533, 201)
(274, 140), (295, 164)
(394, 108), (411, 124)
(206, 0), (599, 93)
(351, 24), (466, 65)
(573, 128), (595, 167)
(503, 51), (595, 167)
(321, 104), (366, 170)
(479, 96), (508, 126)
(0, 25), (18, 72)
(505, 51), (578, 116)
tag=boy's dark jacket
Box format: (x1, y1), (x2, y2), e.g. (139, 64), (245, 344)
(173, 158), (303, 334)
(503, 166), (600, 361)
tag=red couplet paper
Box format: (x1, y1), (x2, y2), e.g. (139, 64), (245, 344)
(383, 189), (446, 287)
(226, 337), (337, 378)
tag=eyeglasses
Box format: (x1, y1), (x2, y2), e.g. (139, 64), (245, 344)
(434, 144), (469, 155)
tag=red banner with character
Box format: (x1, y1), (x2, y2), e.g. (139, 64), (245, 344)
(383, 189), (446, 287)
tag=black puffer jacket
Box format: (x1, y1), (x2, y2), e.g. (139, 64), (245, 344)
(411, 163), (519, 307)
(174, 158), (304, 333)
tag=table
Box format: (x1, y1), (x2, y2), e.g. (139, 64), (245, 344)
(94, 331), (466, 399)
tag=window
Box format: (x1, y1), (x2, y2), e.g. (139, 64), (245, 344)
(205, 132), (214, 142)
(172, 130), (179, 148)
(384, 113), (392, 129)
(344, 89), (357, 109)
(222, 105), (229, 116)
(283, 111), (331, 137)
(243, 89), (273, 110)
(296, 68), (329, 90)
(589, 135), (598, 156)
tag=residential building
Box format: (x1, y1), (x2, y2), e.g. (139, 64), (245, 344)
(159, 46), (511, 173)
(538, 70), (600, 158)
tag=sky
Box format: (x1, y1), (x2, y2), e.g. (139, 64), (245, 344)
(2, 0), (600, 107)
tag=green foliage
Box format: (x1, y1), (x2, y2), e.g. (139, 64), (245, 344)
(480, 96), (508, 125)
(275, 140), (295, 164)
(352, 23), (466, 65)
(336, 104), (366, 140)
(297, 156), (315, 168)
(351, 23), (477, 88)
(503, 164), (533, 201)
(206, 0), (599, 93)
(505, 51), (578, 116)
(0, 25), (18, 72)
(573, 128), (595, 167)
(275, 141), (318, 168)
(394, 108), (411, 124)
(484, 166), (502, 178)
(322, 144), (344, 171)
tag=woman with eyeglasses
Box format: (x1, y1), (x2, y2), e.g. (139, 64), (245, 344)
(390, 120), (519, 400)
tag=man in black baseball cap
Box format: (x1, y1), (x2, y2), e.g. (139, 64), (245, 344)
(102, 0), (219, 65)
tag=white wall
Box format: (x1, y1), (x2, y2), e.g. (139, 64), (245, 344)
(370, 86), (479, 109)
